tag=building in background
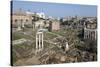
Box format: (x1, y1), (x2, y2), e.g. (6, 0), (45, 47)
(11, 10), (47, 28)
(84, 18), (97, 40)
(49, 20), (60, 31)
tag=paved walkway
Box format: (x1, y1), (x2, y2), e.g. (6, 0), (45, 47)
(12, 38), (27, 45)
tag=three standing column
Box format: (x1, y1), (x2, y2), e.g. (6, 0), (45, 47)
(36, 31), (44, 53)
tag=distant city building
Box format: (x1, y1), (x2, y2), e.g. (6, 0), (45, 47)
(37, 12), (46, 19)
(12, 10), (61, 32)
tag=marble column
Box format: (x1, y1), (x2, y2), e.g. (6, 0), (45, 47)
(85, 31), (87, 39)
(42, 33), (43, 49)
(91, 32), (92, 40)
(39, 34), (41, 51)
(84, 30), (87, 39)
(84, 30), (86, 39)
(95, 30), (97, 40)
(36, 34), (38, 50)
(88, 31), (90, 39)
